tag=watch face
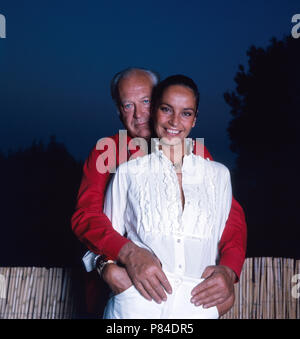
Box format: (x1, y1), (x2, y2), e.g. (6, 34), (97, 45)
(96, 257), (109, 277)
(97, 255), (107, 265)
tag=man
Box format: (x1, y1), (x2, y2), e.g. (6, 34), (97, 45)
(71, 68), (247, 316)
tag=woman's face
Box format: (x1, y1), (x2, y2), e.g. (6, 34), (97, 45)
(154, 85), (197, 146)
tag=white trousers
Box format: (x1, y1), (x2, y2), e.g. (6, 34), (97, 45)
(103, 272), (219, 319)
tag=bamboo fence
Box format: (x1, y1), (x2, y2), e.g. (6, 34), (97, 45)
(221, 257), (300, 319)
(0, 267), (78, 319)
(0, 257), (299, 319)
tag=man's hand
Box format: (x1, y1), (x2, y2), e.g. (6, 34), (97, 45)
(118, 242), (172, 303)
(102, 263), (133, 295)
(216, 292), (235, 317)
(190, 265), (236, 311)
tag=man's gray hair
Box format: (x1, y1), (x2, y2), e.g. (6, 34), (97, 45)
(110, 67), (160, 115)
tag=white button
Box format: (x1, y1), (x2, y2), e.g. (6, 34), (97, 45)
(178, 264), (182, 269)
(177, 239), (181, 243)
(174, 278), (182, 285)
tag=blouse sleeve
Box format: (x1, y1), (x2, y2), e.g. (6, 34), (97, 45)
(103, 165), (129, 236)
(219, 167), (233, 238)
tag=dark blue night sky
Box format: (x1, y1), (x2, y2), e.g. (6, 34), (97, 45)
(0, 0), (299, 168)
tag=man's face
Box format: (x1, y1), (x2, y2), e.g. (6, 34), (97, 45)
(118, 71), (153, 139)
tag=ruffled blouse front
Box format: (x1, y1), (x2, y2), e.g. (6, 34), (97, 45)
(104, 139), (232, 279)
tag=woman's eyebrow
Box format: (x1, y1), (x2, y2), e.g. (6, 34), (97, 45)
(160, 103), (195, 112)
(160, 102), (173, 108)
(183, 107), (196, 111)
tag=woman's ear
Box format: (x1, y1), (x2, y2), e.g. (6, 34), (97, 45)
(192, 115), (197, 128)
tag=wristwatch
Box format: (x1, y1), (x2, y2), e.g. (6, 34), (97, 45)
(95, 255), (115, 277)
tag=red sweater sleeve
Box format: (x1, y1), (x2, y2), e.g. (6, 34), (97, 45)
(193, 140), (247, 280)
(71, 134), (130, 260)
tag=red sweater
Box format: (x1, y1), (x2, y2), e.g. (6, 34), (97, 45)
(71, 133), (247, 279)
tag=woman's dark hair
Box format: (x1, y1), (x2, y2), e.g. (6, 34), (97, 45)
(151, 74), (200, 116)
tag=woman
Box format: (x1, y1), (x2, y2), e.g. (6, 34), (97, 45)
(102, 75), (232, 319)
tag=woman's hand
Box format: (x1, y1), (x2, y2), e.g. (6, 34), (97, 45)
(102, 263), (133, 295)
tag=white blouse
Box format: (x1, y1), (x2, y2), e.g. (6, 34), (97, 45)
(103, 139), (232, 279)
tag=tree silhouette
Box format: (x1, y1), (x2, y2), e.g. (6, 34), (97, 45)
(0, 136), (85, 266)
(224, 36), (300, 258)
